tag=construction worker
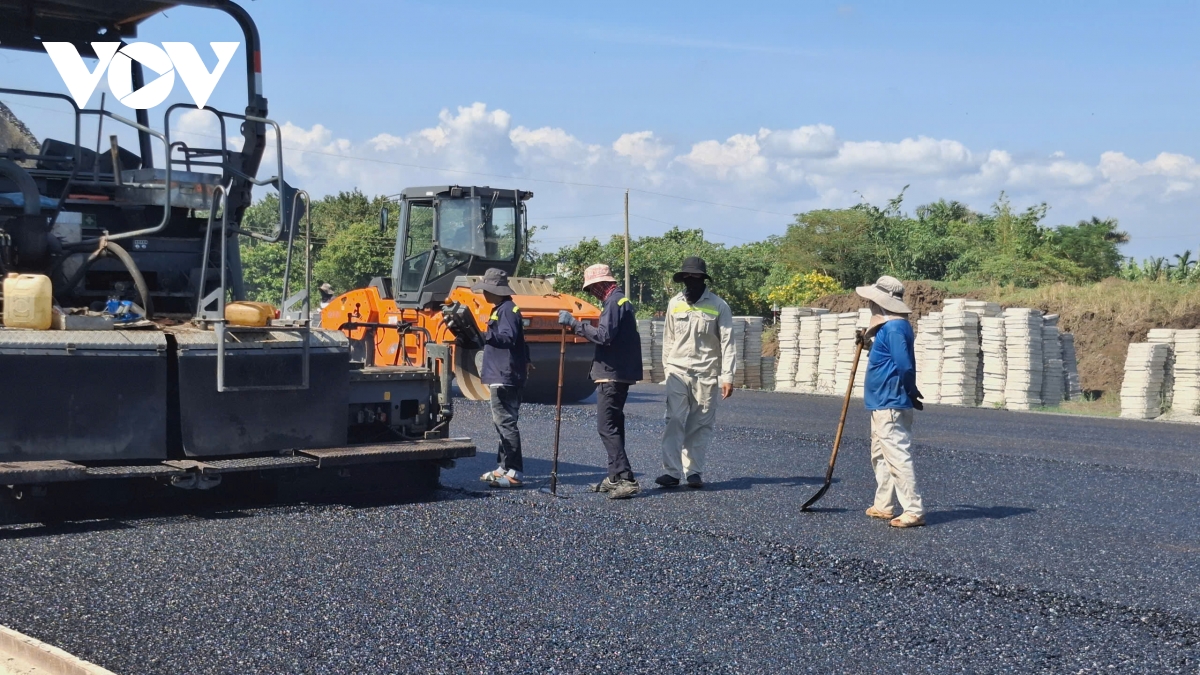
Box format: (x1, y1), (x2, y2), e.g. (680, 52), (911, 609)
(558, 263), (643, 500)
(656, 256), (736, 489)
(856, 275), (926, 528)
(474, 268), (530, 489)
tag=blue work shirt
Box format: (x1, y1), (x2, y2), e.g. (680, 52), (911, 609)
(864, 318), (921, 411)
(480, 298), (530, 387)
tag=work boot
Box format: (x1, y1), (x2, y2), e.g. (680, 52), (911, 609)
(654, 474), (680, 488)
(865, 506), (895, 520)
(890, 513), (926, 528)
(607, 479), (640, 500)
(686, 473), (703, 489)
(588, 477), (619, 493)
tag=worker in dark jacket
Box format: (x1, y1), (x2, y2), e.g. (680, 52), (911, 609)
(474, 268), (530, 489)
(558, 263), (643, 499)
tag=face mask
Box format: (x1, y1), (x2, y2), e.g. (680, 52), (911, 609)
(683, 278), (706, 303)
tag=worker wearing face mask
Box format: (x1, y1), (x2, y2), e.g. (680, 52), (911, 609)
(656, 256), (736, 490)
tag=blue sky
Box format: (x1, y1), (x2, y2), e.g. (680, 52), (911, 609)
(3, 0), (1199, 256)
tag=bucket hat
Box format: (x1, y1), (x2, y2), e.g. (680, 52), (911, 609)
(855, 275), (911, 314)
(582, 263), (617, 289)
(672, 256), (710, 283)
(471, 268), (514, 296)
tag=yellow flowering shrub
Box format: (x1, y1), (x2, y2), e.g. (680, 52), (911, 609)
(765, 271), (845, 307)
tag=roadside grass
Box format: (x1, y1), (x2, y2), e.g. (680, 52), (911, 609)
(1033, 397), (1121, 418)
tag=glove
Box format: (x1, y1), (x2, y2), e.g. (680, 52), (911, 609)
(913, 399), (924, 411)
(557, 310), (581, 331)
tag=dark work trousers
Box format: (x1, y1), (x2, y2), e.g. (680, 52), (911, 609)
(597, 381), (634, 481)
(489, 385), (524, 473)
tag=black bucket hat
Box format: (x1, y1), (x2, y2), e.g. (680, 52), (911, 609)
(471, 268), (514, 296)
(672, 256), (710, 283)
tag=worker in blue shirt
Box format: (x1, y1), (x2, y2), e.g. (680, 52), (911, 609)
(559, 263), (643, 499)
(474, 268), (530, 489)
(855, 276), (926, 528)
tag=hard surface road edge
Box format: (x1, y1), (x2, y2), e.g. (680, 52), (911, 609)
(0, 625), (116, 675)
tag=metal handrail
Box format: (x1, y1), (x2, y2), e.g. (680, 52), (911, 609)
(279, 188), (312, 320)
(194, 183), (311, 393)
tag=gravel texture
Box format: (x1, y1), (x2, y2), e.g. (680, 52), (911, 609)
(0, 384), (1195, 673)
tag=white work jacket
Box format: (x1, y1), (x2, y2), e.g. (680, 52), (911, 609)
(662, 289), (737, 385)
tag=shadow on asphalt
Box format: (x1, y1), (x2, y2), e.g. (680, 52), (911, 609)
(925, 505), (1036, 525)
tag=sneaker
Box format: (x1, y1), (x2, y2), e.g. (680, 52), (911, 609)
(889, 513), (925, 528)
(607, 479), (640, 500)
(686, 473), (703, 489)
(589, 477), (619, 493)
(865, 506), (895, 520)
(654, 474), (681, 488)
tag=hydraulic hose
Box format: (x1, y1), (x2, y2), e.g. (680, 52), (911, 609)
(56, 239), (154, 319)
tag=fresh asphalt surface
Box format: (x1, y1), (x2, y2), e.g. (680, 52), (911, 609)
(0, 385), (1195, 673)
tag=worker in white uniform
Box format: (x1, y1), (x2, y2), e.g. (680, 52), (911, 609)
(655, 256), (736, 489)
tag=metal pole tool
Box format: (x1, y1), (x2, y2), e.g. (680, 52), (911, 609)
(540, 326), (569, 498)
(802, 336), (864, 511)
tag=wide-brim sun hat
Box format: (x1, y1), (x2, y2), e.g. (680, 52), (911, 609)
(471, 268), (514, 296)
(855, 275), (911, 314)
(582, 263), (617, 289)
(672, 256), (710, 283)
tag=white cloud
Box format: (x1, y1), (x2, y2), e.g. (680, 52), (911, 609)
(233, 103), (1200, 256)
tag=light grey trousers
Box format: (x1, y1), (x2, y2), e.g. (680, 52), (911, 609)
(870, 408), (924, 517)
(661, 369), (720, 479)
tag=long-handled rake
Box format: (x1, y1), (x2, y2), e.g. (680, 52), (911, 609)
(539, 326), (569, 499)
(801, 337), (864, 511)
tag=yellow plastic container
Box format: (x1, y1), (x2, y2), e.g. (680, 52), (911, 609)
(3, 273), (53, 330)
(225, 301), (275, 327)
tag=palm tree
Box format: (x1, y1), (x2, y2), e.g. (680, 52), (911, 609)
(1174, 251), (1195, 281)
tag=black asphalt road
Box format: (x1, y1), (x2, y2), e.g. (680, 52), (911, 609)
(0, 385), (1195, 673)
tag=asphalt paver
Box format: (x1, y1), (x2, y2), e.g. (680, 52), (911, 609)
(0, 384), (1194, 673)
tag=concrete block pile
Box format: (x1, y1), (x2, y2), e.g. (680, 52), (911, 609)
(795, 313), (823, 392)
(915, 312), (943, 404)
(938, 308), (981, 406)
(1170, 329), (1200, 415)
(741, 316), (764, 389)
(816, 313), (840, 394)
(851, 309), (870, 399)
(980, 316), (1006, 407)
(731, 318), (747, 388)
(1146, 329), (1175, 411)
(1040, 315), (1065, 406)
(1120, 342), (1169, 419)
(834, 312), (859, 395)
(1003, 308), (1044, 410)
(774, 308), (802, 389)
(638, 319), (655, 383)
(651, 320), (665, 383)
(762, 356), (775, 391)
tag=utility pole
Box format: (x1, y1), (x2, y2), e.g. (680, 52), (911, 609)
(624, 190), (631, 292)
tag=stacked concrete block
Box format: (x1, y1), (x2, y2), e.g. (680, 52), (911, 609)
(742, 317), (764, 389)
(915, 312), (943, 404)
(1061, 333), (1083, 401)
(774, 308), (802, 389)
(939, 310), (981, 406)
(1040, 314), (1065, 405)
(638, 319), (655, 383)
(833, 312), (859, 395)
(651, 320), (666, 383)
(1003, 308), (1044, 410)
(816, 313), (840, 394)
(762, 356), (775, 391)
(1146, 329), (1176, 411)
(731, 318), (747, 388)
(980, 316), (1007, 407)
(795, 312), (824, 393)
(1120, 342), (1169, 419)
(1170, 330), (1200, 415)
